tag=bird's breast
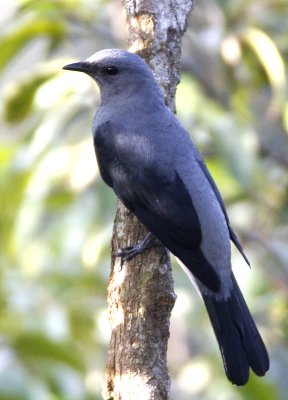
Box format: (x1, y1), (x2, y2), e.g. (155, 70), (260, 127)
(93, 120), (156, 188)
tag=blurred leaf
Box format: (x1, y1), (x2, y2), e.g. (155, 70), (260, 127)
(44, 187), (75, 209)
(211, 117), (259, 189)
(239, 373), (280, 400)
(42, 272), (107, 297)
(14, 333), (84, 372)
(205, 157), (241, 199)
(242, 28), (287, 109)
(0, 161), (32, 256)
(3, 70), (57, 123)
(0, 16), (65, 72)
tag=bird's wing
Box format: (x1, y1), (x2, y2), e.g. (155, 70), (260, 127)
(114, 161), (202, 249)
(196, 155), (250, 266)
(113, 160), (221, 291)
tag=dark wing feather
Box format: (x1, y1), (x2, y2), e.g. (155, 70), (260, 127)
(114, 168), (201, 248)
(113, 165), (220, 291)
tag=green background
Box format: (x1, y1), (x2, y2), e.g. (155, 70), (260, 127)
(0, 0), (287, 398)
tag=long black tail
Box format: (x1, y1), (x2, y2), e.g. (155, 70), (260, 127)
(203, 273), (269, 385)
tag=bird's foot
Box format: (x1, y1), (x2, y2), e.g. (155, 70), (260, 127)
(114, 233), (161, 261)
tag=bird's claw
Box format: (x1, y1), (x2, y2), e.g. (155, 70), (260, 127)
(114, 244), (144, 261)
(113, 233), (161, 262)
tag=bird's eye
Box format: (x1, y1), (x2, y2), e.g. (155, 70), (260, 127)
(105, 66), (118, 75)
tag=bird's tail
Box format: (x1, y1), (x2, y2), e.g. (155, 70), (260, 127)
(202, 273), (269, 385)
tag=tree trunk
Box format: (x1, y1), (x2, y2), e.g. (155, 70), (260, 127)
(102, 1), (194, 399)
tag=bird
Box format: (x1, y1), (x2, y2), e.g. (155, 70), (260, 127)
(63, 48), (269, 385)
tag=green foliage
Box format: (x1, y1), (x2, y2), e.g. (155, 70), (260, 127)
(14, 333), (85, 371)
(4, 71), (57, 123)
(0, 15), (65, 72)
(0, 0), (287, 399)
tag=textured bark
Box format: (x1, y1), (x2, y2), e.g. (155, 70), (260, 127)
(103, 1), (194, 399)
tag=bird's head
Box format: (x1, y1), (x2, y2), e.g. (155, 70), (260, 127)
(63, 49), (162, 104)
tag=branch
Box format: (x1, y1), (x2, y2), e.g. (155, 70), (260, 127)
(102, 1), (194, 399)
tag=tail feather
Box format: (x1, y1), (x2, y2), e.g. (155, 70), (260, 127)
(203, 273), (269, 386)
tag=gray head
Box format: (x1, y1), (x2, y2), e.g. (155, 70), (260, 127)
(63, 49), (163, 104)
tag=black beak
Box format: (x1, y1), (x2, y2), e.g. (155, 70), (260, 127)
(63, 61), (91, 73)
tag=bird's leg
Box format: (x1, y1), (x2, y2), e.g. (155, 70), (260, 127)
(114, 232), (162, 261)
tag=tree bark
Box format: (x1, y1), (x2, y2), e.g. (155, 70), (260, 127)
(103, 1), (194, 399)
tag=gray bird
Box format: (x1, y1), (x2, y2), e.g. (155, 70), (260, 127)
(63, 49), (269, 385)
